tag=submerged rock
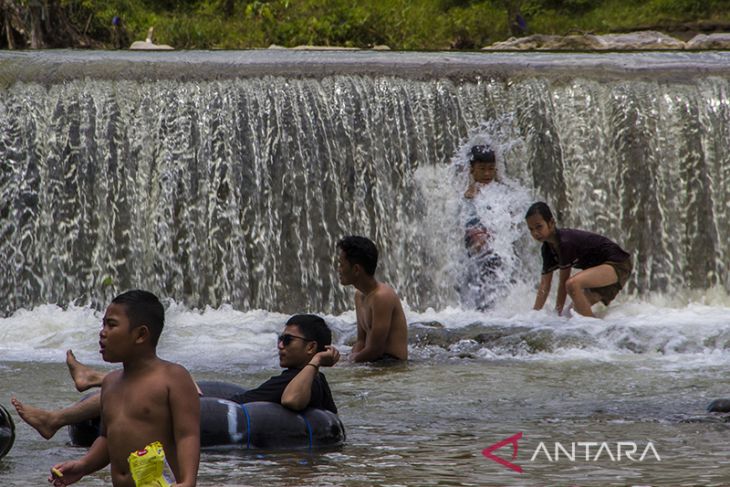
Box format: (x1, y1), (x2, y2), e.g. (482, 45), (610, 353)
(408, 321), (453, 348)
(707, 398), (730, 413)
(407, 321), (594, 356)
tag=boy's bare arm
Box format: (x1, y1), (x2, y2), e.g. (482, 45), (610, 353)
(51, 435), (110, 485)
(168, 365), (200, 487)
(533, 273), (553, 310)
(351, 293), (393, 363)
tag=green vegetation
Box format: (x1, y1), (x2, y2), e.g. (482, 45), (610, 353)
(2, 0), (730, 49)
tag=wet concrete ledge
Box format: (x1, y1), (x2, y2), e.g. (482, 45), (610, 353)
(2, 49), (730, 86)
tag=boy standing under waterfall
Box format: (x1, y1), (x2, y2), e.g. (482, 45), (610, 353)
(337, 236), (408, 362)
(459, 144), (504, 310)
(525, 202), (633, 317)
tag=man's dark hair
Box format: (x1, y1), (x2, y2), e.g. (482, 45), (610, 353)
(525, 201), (555, 222)
(337, 235), (378, 276)
(469, 145), (496, 165)
(111, 290), (165, 347)
(286, 314), (332, 353)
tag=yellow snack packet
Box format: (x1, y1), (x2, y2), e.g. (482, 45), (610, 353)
(127, 441), (172, 487)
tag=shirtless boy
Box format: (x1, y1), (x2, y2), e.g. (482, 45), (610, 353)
(48, 290), (200, 487)
(336, 236), (408, 362)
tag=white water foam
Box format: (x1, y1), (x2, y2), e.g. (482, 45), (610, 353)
(1, 287), (729, 370)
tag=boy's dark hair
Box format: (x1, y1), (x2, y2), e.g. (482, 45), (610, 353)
(337, 235), (378, 276)
(111, 290), (165, 347)
(469, 145), (496, 165)
(525, 202), (555, 222)
(286, 314), (332, 353)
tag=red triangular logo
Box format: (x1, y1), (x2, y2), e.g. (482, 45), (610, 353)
(482, 432), (523, 473)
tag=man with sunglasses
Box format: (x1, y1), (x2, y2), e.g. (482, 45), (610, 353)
(13, 315), (339, 441)
(228, 314), (339, 413)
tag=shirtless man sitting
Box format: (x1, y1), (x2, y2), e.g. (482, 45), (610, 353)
(336, 235), (408, 362)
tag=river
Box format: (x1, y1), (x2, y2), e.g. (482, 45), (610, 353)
(1, 50), (730, 486)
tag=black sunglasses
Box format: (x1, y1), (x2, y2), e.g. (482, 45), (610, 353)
(278, 333), (312, 346)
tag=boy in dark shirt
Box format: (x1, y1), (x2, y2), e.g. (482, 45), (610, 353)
(525, 202), (632, 317)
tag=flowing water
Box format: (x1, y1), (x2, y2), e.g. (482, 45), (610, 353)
(1, 50), (730, 486)
(2, 302), (730, 486)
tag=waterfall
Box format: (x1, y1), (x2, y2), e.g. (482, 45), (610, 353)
(1, 51), (729, 315)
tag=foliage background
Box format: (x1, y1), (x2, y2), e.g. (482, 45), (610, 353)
(2, 0), (730, 49)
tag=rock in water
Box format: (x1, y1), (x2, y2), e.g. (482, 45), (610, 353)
(707, 398), (730, 413)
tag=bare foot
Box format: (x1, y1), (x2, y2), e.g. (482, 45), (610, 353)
(11, 397), (61, 440)
(66, 350), (105, 392)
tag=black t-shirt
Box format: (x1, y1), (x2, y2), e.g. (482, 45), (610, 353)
(230, 368), (337, 414)
(541, 228), (630, 274)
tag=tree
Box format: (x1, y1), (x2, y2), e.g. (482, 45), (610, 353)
(0, 0), (103, 49)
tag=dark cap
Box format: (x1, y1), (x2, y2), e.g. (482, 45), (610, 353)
(469, 145), (496, 165)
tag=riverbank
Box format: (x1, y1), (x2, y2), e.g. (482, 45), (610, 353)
(2, 0), (730, 51)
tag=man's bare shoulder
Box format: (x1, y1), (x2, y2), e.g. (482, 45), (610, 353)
(372, 282), (402, 305)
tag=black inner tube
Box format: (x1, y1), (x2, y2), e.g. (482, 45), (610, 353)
(0, 404), (16, 459)
(68, 381), (345, 450)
